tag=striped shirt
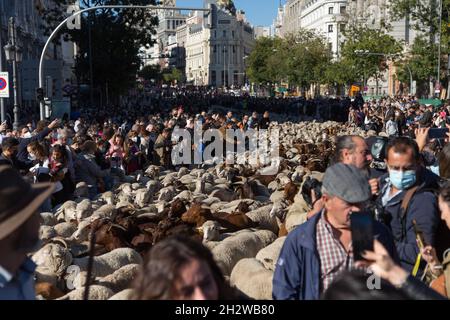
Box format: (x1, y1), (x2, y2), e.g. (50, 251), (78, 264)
(316, 211), (354, 293)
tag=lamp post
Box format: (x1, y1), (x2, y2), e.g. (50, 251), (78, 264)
(4, 17), (22, 131)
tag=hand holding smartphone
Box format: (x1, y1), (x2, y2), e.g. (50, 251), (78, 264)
(351, 210), (374, 261)
(428, 128), (449, 140)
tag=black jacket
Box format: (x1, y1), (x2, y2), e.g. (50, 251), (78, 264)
(375, 168), (440, 273)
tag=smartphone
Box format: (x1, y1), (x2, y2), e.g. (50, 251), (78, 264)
(412, 219), (427, 250)
(428, 128), (449, 139)
(351, 211), (374, 261)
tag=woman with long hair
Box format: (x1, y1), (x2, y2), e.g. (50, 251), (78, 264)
(133, 236), (240, 300)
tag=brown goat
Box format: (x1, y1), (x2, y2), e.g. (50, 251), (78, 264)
(181, 203), (214, 227)
(167, 198), (187, 219)
(35, 282), (65, 300)
(284, 182), (299, 203)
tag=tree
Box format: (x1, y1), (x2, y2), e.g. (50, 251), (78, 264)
(138, 64), (162, 82)
(38, 0), (159, 105)
(339, 23), (403, 94)
(389, 0), (450, 95)
(162, 68), (183, 85)
(246, 37), (284, 86)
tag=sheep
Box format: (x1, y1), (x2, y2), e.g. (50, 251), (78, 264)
(158, 186), (176, 202)
(255, 236), (286, 271)
(40, 212), (57, 226)
(90, 204), (117, 221)
(74, 182), (89, 199)
(96, 264), (140, 293)
(246, 205), (279, 234)
(70, 220), (92, 242)
(53, 222), (78, 238)
(108, 289), (135, 300)
(98, 191), (114, 205)
(230, 258), (274, 300)
(76, 199), (93, 221)
(55, 200), (77, 222)
(40, 226), (56, 242)
(145, 165), (160, 179)
(134, 188), (152, 208)
(57, 285), (114, 300)
(32, 243), (73, 277)
(72, 248), (143, 278)
(211, 229), (276, 276)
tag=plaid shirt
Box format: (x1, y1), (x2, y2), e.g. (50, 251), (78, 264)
(316, 211), (354, 293)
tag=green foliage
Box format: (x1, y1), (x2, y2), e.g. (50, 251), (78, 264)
(339, 23), (403, 83)
(162, 68), (183, 84)
(138, 64), (162, 82)
(389, 0), (449, 87)
(38, 0), (159, 102)
(246, 30), (332, 88)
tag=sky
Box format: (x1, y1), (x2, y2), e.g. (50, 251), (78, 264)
(176, 0), (280, 26)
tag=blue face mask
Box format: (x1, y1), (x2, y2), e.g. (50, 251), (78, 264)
(429, 165), (440, 177)
(389, 169), (417, 190)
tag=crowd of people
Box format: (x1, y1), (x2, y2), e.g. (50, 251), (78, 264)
(1, 91), (450, 301)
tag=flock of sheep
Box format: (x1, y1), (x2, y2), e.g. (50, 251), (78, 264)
(31, 120), (367, 300)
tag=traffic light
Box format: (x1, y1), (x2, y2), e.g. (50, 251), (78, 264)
(36, 87), (44, 101)
(44, 98), (52, 119)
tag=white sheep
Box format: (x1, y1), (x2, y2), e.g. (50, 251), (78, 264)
(230, 258), (274, 300)
(55, 200), (77, 222)
(40, 212), (57, 226)
(108, 289), (135, 300)
(158, 186), (176, 202)
(96, 264), (141, 293)
(76, 199), (93, 221)
(72, 248), (143, 278)
(255, 236), (286, 271)
(246, 204), (279, 234)
(211, 229), (276, 276)
(57, 285), (114, 300)
(39, 226), (56, 242)
(53, 222), (78, 238)
(32, 243), (73, 277)
(134, 188), (152, 208)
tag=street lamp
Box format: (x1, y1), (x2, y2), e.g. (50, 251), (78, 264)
(4, 17), (22, 131)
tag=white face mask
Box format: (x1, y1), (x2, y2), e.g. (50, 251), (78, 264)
(23, 132), (32, 138)
(28, 153), (37, 161)
(131, 137), (138, 143)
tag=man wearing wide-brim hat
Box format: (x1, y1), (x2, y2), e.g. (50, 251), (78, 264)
(0, 165), (54, 300)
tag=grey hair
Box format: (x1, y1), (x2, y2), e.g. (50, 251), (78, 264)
(333, 135), (362, 164)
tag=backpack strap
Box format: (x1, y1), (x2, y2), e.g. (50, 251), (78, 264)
(399, 186), (420, 242)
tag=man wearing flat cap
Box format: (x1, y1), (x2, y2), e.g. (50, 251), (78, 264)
(0, 165), (54, 299)
(272, 163), (397, 300)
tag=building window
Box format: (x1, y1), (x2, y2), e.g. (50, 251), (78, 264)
(232, 30), (235, 38)
(340, 6), (346, 14)
(328, 7), (333, 14)
(167, 20), (170, 29)
(223, 30), (227, 38)
(328, 24), (333, 33)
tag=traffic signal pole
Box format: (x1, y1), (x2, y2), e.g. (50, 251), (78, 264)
(38, 4), (210, 121)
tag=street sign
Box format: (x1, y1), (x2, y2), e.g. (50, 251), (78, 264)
(0, 72), (9, 98)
